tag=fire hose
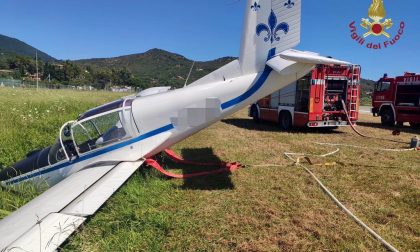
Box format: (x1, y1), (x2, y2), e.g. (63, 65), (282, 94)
(284, 149), (400, 252)
(341, 100), (409, 145)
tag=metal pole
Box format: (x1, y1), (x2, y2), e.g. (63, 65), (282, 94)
(36, 50), (39, 90)
(184, 61), (195, 87)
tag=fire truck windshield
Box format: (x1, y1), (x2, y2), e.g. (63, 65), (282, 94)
(375, 81), (391, 92)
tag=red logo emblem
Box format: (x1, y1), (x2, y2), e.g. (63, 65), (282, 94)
(348, 0), (405, 50)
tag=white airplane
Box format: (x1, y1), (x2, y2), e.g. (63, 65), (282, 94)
(0, 0), (351, 250)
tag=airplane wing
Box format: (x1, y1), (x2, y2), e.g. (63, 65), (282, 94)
(267, 49), (351, 75)
(0, 160), (144, 251)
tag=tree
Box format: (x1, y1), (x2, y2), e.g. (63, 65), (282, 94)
(93, 69), (112, 89)
(6, 55), (41, 77)
(63, 61), (82, 82)
(0, 57), (8, 69)
(43, 62), (65, 82)
(111, 68), (132, 85)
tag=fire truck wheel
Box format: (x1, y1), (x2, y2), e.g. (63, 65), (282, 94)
(279, 111), (292, 131)
(251, 106), (260, 123)
(410, 123), (420, 129)
(327, 126), (339, 130)
(380, 109), (395, 127)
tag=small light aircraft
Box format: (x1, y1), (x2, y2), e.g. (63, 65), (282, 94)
(0, 0), (351, 250)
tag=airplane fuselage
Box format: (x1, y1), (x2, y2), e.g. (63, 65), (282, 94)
(1, 57), (313, 188)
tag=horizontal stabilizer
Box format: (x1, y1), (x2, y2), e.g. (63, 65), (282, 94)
(277, 49), (351, 65)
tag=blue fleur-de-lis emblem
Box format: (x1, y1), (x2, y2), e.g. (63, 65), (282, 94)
(251, 2), (260, 11)
(284, 0), (295, 9)
(256, 10), (289, 43)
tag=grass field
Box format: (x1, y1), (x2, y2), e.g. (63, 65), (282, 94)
(0, 88), (419, 251)
(0, 88), (125, 218)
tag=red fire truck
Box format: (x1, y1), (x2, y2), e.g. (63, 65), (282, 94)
(371, 72), (420, 128)
(249, 64), (361, 130)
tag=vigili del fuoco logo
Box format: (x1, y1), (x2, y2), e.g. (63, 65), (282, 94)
(349, 0), (405, 50)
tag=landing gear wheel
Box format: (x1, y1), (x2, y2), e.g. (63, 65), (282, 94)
(279, 112), (293, 131)
(410, 122), (420, 129)
(251, 107), (260, 123)
(381, 109), (395, 127)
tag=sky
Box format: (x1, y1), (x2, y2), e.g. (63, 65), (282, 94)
(0, 0), (419, 80)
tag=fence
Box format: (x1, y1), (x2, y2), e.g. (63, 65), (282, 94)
(0, 78), (138, 93)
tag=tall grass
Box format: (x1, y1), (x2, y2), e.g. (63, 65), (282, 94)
(0, 88), (125, 216)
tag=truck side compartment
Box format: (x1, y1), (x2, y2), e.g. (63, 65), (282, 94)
(250, 64), (361, 130)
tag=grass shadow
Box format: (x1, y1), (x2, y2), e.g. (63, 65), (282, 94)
(222, 118), (345, 134)
(357, 121), (420, 134)
(181, 148), (234, 191)
(156, 148), (235, 191)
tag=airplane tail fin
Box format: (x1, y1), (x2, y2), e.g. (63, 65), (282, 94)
(239, 0), (301, 74)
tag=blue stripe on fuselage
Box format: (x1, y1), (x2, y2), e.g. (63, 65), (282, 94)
(7, 48), (277, 185)
(6, 123), (174, 185)
(221, 48), (276, 110)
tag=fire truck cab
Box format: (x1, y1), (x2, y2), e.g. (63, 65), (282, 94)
(249, 64), (361, 130)
(372, 72), (420, 128)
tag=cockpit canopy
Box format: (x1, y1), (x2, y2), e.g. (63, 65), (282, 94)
(73, 110), (130, 154)
(48, 97), (138, 164)
(78, 99), (133, 121)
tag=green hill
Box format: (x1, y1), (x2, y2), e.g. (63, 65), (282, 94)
(0, 34), (56, 62)
(76, 48), (377, 91)
(0, 34), (376, 92)
(76, 48), (236, 88)
(360, 78), (376, 94)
